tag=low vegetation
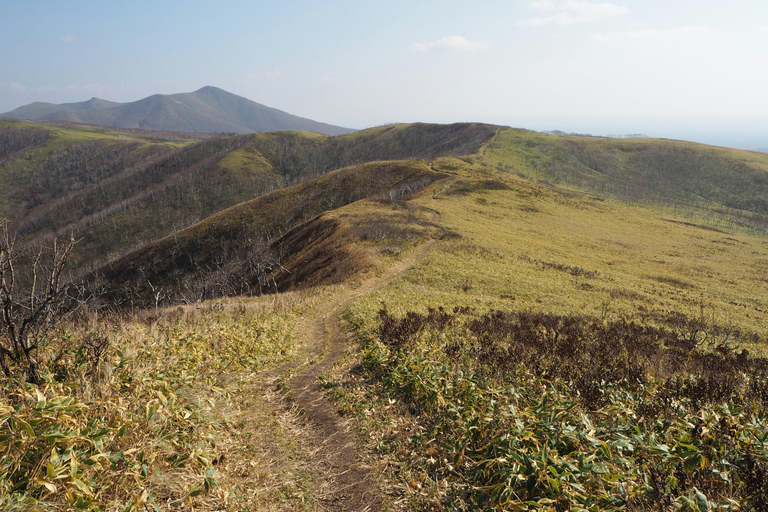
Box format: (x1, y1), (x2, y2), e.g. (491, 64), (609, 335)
(480, 128), (768, 234)
(331, 170), (768, 510)
(0, 292), (322, 511)
(346, 305), (767, 509)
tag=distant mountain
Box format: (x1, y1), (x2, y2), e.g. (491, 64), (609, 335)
(4, 97), (121, 120)
(0, 86), (355, 136)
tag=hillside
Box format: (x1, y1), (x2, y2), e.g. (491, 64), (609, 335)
(0, 86), (355, 136)
(0, 120), (498, 276)
(480, 128), (768, 233)
(95, 160), (447, 305)
(5, 117), (768, 293)
(4, 154), (768, 510)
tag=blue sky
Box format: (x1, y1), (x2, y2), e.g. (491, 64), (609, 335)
(2, 0), (767, 149)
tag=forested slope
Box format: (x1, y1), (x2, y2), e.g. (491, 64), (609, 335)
(96, 160), (446, 305)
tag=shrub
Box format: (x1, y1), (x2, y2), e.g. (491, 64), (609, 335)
(356, 305), (768, 510)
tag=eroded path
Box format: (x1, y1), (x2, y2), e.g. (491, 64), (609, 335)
(286, 238), (437, 511)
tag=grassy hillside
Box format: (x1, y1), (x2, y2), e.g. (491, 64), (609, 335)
(480, 128), (768, 234)
(3, 147), (768, 509)
(97, 160), (447, 305)
(0, 121), (498, 278)
(349, 158), (768, 347)
(334, 165), (768, 510)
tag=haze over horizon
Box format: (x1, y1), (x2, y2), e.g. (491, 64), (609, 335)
(2, 0), (767, 151)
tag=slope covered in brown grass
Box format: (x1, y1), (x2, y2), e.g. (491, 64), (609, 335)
(96, 160), (447, 306)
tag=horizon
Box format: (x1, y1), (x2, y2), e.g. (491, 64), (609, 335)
(2, 1), (767, 151)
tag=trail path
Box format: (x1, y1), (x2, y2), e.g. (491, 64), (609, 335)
(286, 237), (437, 511)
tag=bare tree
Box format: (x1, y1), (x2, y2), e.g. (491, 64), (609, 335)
(674, 303), (742, 354)
(245, 236), (290, 295)
(0, 220), (75, 383)
(146, 280), (167, 311)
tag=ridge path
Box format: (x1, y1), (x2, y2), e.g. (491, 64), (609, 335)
(287, 237), (437, 511)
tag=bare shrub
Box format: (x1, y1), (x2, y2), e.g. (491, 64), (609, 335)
(0, 220), (76, 383)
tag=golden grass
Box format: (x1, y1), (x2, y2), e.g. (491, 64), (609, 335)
(348, 170), (768, 354)
(333, 165), (768, 511)
(0, 289), (333, 511)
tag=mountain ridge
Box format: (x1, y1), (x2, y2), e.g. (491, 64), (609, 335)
(0, 86), (355, 136)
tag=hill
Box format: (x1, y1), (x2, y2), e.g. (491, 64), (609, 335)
(5, 118), (768, 287)
(0, 86), (355, 136)
(4, 152), (768, 510)
(1, 97), (120, 120)
(96, 160), (447, 305)
(4, 120), (768, 510)
(0, 120), (499, 276)
(480, 128), (768, 233)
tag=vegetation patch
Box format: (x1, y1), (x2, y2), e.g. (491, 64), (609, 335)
(344, 305), (768, 510)
(541, 261), (600, 279)
(652, 275), (695, 290)
(444, 179), (511, 196)
(0, 293), (320, 511)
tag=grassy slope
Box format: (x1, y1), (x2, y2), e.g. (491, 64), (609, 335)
(0, 290), (329, 511)
(350, 157), (768, 349)
(480, 128), (768, 234)
(333, 160), (768, 510)
(0, 121), (498, 277)
(97, 160), (448, 305)
(6, 131), (768, 510)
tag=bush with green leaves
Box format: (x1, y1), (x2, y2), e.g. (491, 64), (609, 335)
(352, 306), (768, 510)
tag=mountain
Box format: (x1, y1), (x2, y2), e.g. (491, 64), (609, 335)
(0, 86), (355, 136)
(3, 97), (121, 120)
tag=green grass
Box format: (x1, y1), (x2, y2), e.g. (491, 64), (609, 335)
(480, 128), (768, 235)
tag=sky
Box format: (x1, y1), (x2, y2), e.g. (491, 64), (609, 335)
(1, 0), (767, 150)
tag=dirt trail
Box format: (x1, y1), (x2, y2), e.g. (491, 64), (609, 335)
(287, 238), (437, 511)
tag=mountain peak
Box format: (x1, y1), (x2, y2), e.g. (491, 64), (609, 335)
(195, 85), (226, 94)
(1, 87), (355, 136)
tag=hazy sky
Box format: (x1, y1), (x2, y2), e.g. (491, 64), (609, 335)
(2, 1), (767, 149)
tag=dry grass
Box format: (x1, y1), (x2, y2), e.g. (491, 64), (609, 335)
(348, 169), (768, 355)
(0, 290), (332, 511)
(333, 172), (768, 510)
